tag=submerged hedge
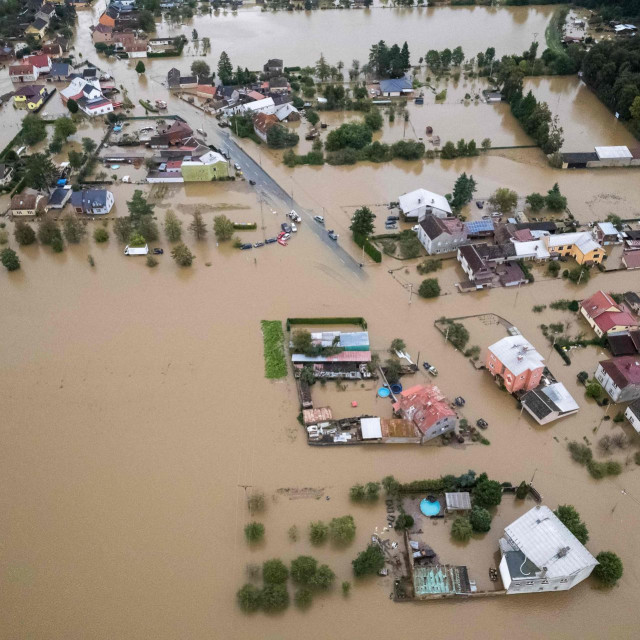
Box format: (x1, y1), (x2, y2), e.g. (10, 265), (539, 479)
(286, 317), (367, 331)
(261, 320), (287, 379)
(353, 233), (382, 264)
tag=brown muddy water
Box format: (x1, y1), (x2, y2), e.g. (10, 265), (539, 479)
(3, 5), (640, 640)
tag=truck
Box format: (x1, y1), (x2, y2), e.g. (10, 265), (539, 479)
(124, 244), (149, 256)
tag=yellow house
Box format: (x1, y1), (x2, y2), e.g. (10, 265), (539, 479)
(25, 19), (48, 40)
(13, 85), (46, 110)
(543, 232), (604, 265)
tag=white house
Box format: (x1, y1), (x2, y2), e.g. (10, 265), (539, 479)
(520, 382), (579, 425)
(228, 96), (276, 116)
(499, 505), (597, 595)
(417, 214), (467, 255)
(398, 188), (452, 220)
(625, 400), (640, 433)
(71, 189), (114, 215)
(595, 356), (640, 403)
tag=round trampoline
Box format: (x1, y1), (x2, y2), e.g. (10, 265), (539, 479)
(420, 498), (441, 517)
(377, 387), (390, 398)
(390, 383), (403, 394)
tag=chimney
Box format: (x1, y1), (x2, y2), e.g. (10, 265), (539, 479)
(540, 567), (547, 578)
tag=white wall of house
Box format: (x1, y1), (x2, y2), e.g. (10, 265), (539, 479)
(500, 557), (593, 594)
(625, 406), (640, 433)
(595, 364), (623, 402)
(421, 415), (457, 443)
(580, 307), (602, 337)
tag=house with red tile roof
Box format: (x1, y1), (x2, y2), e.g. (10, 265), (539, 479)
(253, 112), (279, 142)
(580, 290), (638, 337)
(595, 356), (640, 402)
(23, 54), (52, 74)
(623, 251), (640, 270)
(9, 64), (38, 83)
(392, 384), (457, 442)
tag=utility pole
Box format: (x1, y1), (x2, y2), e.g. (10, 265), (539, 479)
(577, 267), (585, 286)
(408, 283), (413, 305)
(514, 280), (521, 308)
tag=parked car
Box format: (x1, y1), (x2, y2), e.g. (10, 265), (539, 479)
(234, 163), (241, 171)
(314, 215), (324, 224)
(249, 179), (256, 186)
(476, 200), (484, 209)
(253, 242), (264, 248)
(265, 237), (277, 244)
(328, 230), (338, 241)
(291, 224), (297, 233)
(387, 215), (399, 221)
(385, 223), (397, 230)
(281, 223), (292, 233)
(152, 248), (164, 255)
(277, 231), (286, 239)
(412, 224), (420, 232)
(240, 243), (252, 250)
(282, 233), (291, 240)
(289, 210), (301, 222)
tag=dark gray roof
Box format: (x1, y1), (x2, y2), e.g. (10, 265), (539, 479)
(419, 214), (449, 240)
(71, 189), (108, 210)
(516, 222), (558, 233)
(561, 152), (598, 164)
(48, 187), (71, 206)
(458, 244), (486, 273)
(50, 62), (70, 77)
(607, 333), (639, 357)
(624, 291), (640, 306)
(31, 17), (47, 30)
(521, 388), (560, 420)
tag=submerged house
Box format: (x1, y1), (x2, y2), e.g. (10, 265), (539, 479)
(580, 290), (638, 338)
(520, 382), (579, 425)
(416, 214), (467, 255)
(486, 336), (545, 394)
(595, 356), (640, 403)
(499, 505), (597, 594)
(398, 188), (452, 220)
(392, 384), (457, 442)
(71, 189), (114, 215)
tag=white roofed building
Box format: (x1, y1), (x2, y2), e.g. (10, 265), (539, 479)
(499, 505), (597, 594)
(398, 188), (452, 220)
(521, 382), (579, 425)
(486, 335), (545, 393)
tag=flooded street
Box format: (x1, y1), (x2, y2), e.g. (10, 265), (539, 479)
(2, 4), (640, 640)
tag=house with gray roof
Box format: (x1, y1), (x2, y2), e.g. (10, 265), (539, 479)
(71, 189), (114, 215)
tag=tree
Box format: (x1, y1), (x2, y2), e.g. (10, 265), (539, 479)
(309, 521), (328, 545)
(24, 153), (57, 190)
(364, 109), (383, 132)
(261, 583), (289, 612)
(294, 588), (313, 609)
(419, 278), (441, 299)
(310, 564), (335, 590)
(190, 59), (210, 79)
(384, 359), (402, 384)
(113, 218), (133, 243)
(138, 9), (156, 33)
(1, 248), (20, 271)
(325, 123), (372, 151)
(394, 514), (414, 531)
(292, 330), (313, 355)
(606, 213), (623, 231)
(481, 138), (491, 151)
(350, 206), (376, 237)
(127, 190), (154, 225)
(547, 261), (560, 277)
(21, 114), (47, 146)
(381, 475), (400, 495)
(577, 371), (589, 384)
(67, 98), (79, 114)
(189, 211), (208, 240)
(469, 506), (492, 533)
(291, 556), (318, 585)
(440, 141), (457, 160)
(244, 522), (265, 543)
(567, 266), (590, 285)
(14, 221), (36, 246)
(266, 124), (299, 149)
(306, 110), (320, 127)
(218, 51), (233, 84)
(68, 150), (84, 170)
(451, 46), (464, 66)
(62, 214), (86, 244)
(473, 478), (502, 508)
(315, 52), (331, 81)
(192, 28), (198, 41)
(554, 505), (589, 544)
(93, 227), (109, 243)
(82, 137), (97, 155)
(163, 210), (182, 242)
(545, 183), (567, 212)
(526, 192), (546, 212)
(329, 515), (356, 544)
(135, 60), (146, 74)
(37, 215), (63, 246)
(171, 243), (195, 267)
(515, 481), (529, 499)
(213, 214), (234, 241)
(440, 48), (452, 68)
(451, 516), (473, 542)
(449, 172), (477, 211)
(350, 484), (366, 501)
(488, 188), (518, 215)
(390, 338), (406, 353)
(136, 215), (159, 242)
(54, 116), (77, 141)
(593, 551), (623, 586)
(263, 559), (289, 584)
(236, 584), (262, 613)
(425, 50), (441, 72)
(352, 544), (385, 577)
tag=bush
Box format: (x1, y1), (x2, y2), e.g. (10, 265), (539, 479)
(329, 515), (356, 544)
(469, 506), (492, 533)
(419, 278), (441, 298)
(568, 441), (593, 464)
(309, 521), (328, 545)
(593, 551), (623, 586)
(237, 584), (262, 613)
(262, 559), (289, 584)
(532, 305), (546, 313)
(294, 587), (313, 609)
(14, 221), (36, 246)
(291, 556), (318, 585)
(585, 380), (602, 399)
(1, 248), (20, 271)
(353, 233), (381, 263)
(341, 581), (351, 596)
(0, 230), (8, 245)
(451, 516), (473, 542)
(93, 227), (109, 243)
(382, 475), (400, 495)
(417, 258), (442, 274)
(515, 481), (529, 499)
(473, 478), (502, 508)
(577, 371), (589, 384)
(394, 514), (414, 531)
(310, 564), (335, 590)
(247, 492), (265, 514)
(244, 522), (265, 543)
(554, 505), (589, 544)
(261, 583), (290, 612)
(567, 266), (590, 285)
(547, 261), (561, 277)
(352, 544), (385, 577)
(146, 255), (158, 268)
(171, 243), (195, 267)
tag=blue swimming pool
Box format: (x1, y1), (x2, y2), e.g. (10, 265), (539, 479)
(420, 498), (441, 517)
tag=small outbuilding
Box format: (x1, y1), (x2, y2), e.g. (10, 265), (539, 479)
(360, 417), (382, 440)
(445, 492), (471, 511)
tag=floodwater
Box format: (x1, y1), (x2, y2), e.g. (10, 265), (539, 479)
(3, 5), (640, 640)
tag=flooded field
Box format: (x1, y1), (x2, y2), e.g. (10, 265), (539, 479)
(3, 4), (640, 640)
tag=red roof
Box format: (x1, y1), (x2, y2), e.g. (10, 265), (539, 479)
(623, 251), (640, 270)
(10, 64), (34, 75)
(599, 356), (640, 388)
(581, 290), (618, 318)
(197, 84), (216, 96)
(392, 384), (455, 434)
(166, 160), (182, 169)
(24, 54), (50, 68)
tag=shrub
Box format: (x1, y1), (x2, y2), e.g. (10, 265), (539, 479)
(554, 505), (589, 544)
(469, 506), (492, 533)
(532, 305), (546, 313)
(381, 475), (400, 495)
(14, 221), (36, 246)
(341, 581), (351, 596)
(237, 584), (262, 613)
(310, 564), (335, 590)
(515, 481), (529, 499)
(585, 380), (602, 399)
(547, 261), (561, 277)
(568, 441), (593, 464)
(577, 371), (589, 384)
(473, 478), (502, 508)
(146, 255), (158, 268)
(394, 514), (414, 531)
(261, 583), (290, 612)
(244, 522), (265, 543)
(451, 516), (473, 542)
(1, 248), (20, 271)
(417, 258), (442, 274)
(419, 278), (441, 298)
(51, 236), (64, 253)
(171, 243), (195, 267)
(0, 230), (8, 245)
(93, 227), (109, 243)
(294, 587), (313, 609)
(593, 551), (623, 586)
(262, 559), (289, 585)
(329, 515), (356, 544)
(309, 521), (328, 545)
(291, 556), (318, 585)
(352, 544), (385, 577)
(247, 492), (265, 514)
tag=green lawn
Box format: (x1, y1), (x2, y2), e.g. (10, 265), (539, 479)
(261, 320), (287, 379)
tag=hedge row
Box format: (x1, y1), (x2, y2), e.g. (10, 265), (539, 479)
(398, 478), (446, 493)
(554, 343), (571, 365)
(353, 233), (382, 263)
(286, 317), (368, 331)
(233, 223), (257, 230)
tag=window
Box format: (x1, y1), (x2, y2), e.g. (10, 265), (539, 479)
(526, 581), (534, 586)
